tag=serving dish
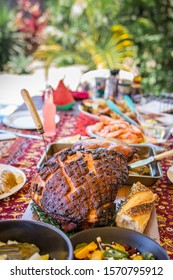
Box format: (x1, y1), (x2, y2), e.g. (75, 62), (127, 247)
(37, 143), (72, 168)
(85, 116), (144, 144)
(79, 98), (137, 122)
(0, 220), (73, 260)
(70, 227), (169, 260)
(78, 104), (100, 120)
(128, 143), (163, 185)
(37, 142), (162, 186)
(78, 98), (107, 120)
(22, 185), (160, 244)
(0, 164), (26, 200)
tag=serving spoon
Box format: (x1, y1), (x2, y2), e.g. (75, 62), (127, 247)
(106, 99), (139, 126)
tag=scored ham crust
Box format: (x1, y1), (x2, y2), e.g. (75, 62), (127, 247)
(31, 147), (129, 232)
(72, 138), (135, 162)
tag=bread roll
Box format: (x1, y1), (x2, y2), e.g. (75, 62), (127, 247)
(115, 181), (157, 233)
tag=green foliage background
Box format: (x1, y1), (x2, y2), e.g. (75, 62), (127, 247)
(1, 0), (173, 95)
(116, 0), (173, 95)
(42, 0), (173, 95)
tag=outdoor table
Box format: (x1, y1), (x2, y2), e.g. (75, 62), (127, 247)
(0, 98), (173, 260)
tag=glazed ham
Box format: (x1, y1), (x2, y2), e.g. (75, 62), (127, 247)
(31, 147), (129, 232)
(72, 138), (135, 162)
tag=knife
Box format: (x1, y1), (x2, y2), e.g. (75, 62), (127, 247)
(0, 129), (42, 140)
(0, 133), (16, 141)
(129, 148), (173, 169)
(13, 132), (42, 140)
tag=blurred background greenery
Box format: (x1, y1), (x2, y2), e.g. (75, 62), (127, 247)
(0, 0), (173, 96)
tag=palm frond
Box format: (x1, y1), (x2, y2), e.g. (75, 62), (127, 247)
(79, 28), (135, 70)
(34, 22), (136, 71)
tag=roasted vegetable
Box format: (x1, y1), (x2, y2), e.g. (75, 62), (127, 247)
(0, 242), (39, 260)
(0, 241), (49, 260)
(142, 252), (155, 260)
(73, 237), (156, 260)
(74, 241), (98, 259)
(102, 247), (129, 260)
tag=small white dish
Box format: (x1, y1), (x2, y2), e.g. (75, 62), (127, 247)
(3, 110), (60, 130)
(0, 164), (26, 200)
(78, 104), (100, 120)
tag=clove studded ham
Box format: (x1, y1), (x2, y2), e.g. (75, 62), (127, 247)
(31, 147), (129, 232)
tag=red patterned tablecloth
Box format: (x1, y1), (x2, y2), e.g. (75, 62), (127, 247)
(0, 111), (173, 259)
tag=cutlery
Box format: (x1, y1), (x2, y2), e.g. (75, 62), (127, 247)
(20, 89), (48, 160)
(13, 132), (42, 140)
(0, 132), (16, 141)
(0, 129), (42, 140)
(123, 95), (143, 123)
(106, 99), (139, 126)
(129, 148), (173, 169)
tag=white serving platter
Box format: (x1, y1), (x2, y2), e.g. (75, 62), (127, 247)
(0, 164), (26, 200)
(3, 110), (60, 130)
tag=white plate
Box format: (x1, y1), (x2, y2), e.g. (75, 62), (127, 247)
(2, 110), (60, 130)
(0, 164), (26, 200)
(167, 166), (173, 183)
(78, 105), (100, 120)
(86, 123), (169, 145)
(78, 98), (108, 120)
(86, 125), (103, 139)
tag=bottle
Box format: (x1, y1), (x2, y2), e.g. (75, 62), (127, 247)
(95, 77), (106, 98)
(104, 69), (119, 99)
(42, 85), (56, 137)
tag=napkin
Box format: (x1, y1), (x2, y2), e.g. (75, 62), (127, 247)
(71, 91), (89, 100)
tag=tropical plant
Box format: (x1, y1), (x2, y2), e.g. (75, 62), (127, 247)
(5, 53), (34, 74)
(0, 2), (23, 72)
(38, 0), (173, 95)
(78, 25), (135, 70)
(116, 0), (173, 95)
(34, 0), (136, 74)
(14, 0), (48, 55)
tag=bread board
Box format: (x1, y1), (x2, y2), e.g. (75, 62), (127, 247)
(22, 184), (160, 244)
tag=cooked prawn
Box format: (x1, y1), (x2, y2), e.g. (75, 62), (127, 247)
(92, 122), (104, 132)
(88, 114), (144, 144)
(100, 115), (121, 125)
(106, 129), (128, 138)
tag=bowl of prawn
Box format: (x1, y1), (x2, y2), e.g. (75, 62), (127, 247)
(86, 115), (144, 145)
(70, 227), (169, 260)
